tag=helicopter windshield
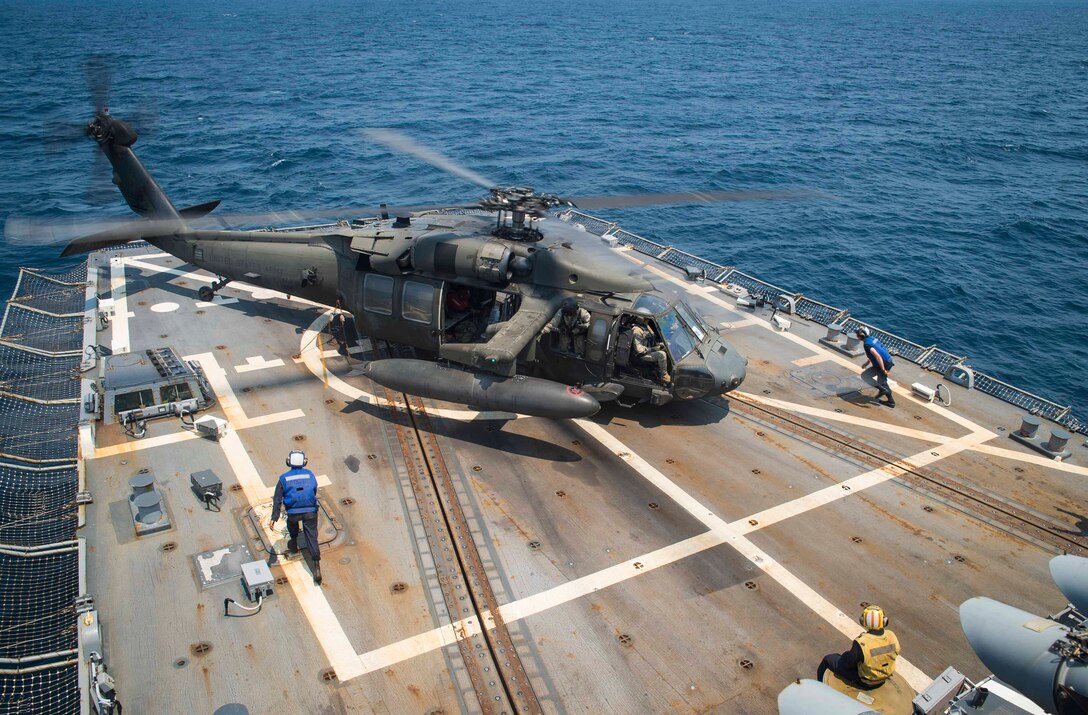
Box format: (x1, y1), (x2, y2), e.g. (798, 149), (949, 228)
(674, 302), (706, 342)
(657, 310), (695, 360)
(631, 295), (697, 361)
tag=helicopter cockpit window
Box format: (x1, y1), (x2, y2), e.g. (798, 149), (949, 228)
(402, 281), (434, 324)
(658, 310), (695, 360)
(674, 302), (706, 342)
(363, 274), (394, 315)
(632, 294), (669, 315)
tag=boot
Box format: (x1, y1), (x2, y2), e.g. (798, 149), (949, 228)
(286, 538), (298, 554)
(313, 561), (322, 586)
(661, 373), (672, 385)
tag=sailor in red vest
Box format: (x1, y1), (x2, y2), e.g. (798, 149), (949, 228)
(269, 450), (322, 585)
(817, 605), (901, 687)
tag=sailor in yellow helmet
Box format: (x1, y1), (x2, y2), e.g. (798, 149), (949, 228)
(817, 605), (901, 688)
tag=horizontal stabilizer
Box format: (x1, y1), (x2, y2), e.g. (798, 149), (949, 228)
(178, 200), (221, 219)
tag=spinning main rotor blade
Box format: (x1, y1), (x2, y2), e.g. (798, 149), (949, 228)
(566, 188), (823, 210)
(359, 128), (497, 190)
(4, 201), (482, 248)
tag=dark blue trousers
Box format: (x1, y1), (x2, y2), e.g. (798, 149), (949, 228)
(286, 511), (320, 561)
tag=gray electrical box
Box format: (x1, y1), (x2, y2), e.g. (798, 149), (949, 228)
(190, 469), (223, 505)
(240, 560), (274, 602)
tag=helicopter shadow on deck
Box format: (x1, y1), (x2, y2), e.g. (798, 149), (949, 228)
(593, 395), (732, 429)
(339, 399), (583, 463)
(126, 265), (325, 325)
(1056, 507), (1088, 539)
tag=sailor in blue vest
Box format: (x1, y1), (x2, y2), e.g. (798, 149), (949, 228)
(857, 327), (896, 408)
(269, 450), (322, 585)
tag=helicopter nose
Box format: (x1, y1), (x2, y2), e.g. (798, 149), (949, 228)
(717, 347), (747, 393)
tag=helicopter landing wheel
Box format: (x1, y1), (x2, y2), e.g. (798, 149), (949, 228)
(198, 286), (215, 302)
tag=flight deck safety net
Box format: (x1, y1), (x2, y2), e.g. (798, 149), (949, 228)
(0, 266), (85, 714)
(559, 210), (1087, 434)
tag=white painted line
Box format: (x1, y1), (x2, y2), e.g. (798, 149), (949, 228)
(94, 430), (202, 459)
(186, 351), (304, 429)
(354, 618), (484, 677)
(195, 297), (240, 308)
(722, 532), (931, 691)
(109, 258), (130, 353)
(239, 410), (306, 429)
(792, 354), (831, 367)
(235, 356), (286, 374)
(733, 431), (995, 535)
(720, 317), (760, 329)
(971, 443), (1088, 477)
(574, 417), (935, 693)
(498, 531), (725, 623)
(189, 352), (363, 679)
(736, 391), (961, 444)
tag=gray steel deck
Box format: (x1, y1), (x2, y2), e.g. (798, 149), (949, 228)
(77, 245), (1086, 714)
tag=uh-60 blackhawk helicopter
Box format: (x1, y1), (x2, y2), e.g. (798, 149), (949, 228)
(22, 113), (809, 419)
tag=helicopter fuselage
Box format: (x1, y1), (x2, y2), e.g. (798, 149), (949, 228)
(159, 212), (746, 412)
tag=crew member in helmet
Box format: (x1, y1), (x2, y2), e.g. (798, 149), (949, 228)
(817, 605), (901, 687)
(543, 299), (591, 355)
(857, 326), (895, 408)
(630, 315), (671, 384)
(270, 450), (323, 585)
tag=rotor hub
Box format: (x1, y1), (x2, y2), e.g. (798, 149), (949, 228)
(479, 187), (566, 216)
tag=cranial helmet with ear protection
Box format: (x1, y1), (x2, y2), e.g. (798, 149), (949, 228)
(861, 605), (888, 630)
(286, 450), (307, 468)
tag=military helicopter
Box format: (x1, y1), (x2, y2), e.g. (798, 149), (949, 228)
(14, 110), (812, 419)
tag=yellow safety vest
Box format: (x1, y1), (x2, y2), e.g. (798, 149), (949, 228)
(856, 630), (900, 686)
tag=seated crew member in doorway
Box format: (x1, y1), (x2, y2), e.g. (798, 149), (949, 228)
(858, 326), (895, 407)
(630, 315), (671, 384)
(817, 605), (901, 688)
(270, 450), (323, 586)
(542, 298), (590, 355)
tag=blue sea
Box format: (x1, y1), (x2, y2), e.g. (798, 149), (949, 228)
(1, 0), (1085, 416)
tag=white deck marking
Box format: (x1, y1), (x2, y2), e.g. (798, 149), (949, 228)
(736, 391), (963, 444)
(792, 354), (832, 367)
(185, 351), (303, 429)
(497, 531), (725, 623)
(354, 618), (484, 676)
(93, 430), (202, 458)
(733, 431), (995, 535)
(195, 297), (240, 308)
(108, 257), (130, 353)
(235, 356), (286, 373)
(720, 317), (760, 329)
(972, 443), (1088, 477)
(189, 352), (364, 679)
(149, 301), (179, 313)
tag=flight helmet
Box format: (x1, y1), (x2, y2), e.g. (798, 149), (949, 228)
(286, 450), (308, 468)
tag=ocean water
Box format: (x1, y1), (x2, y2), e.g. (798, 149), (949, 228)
(1, 0), (1085, 416)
